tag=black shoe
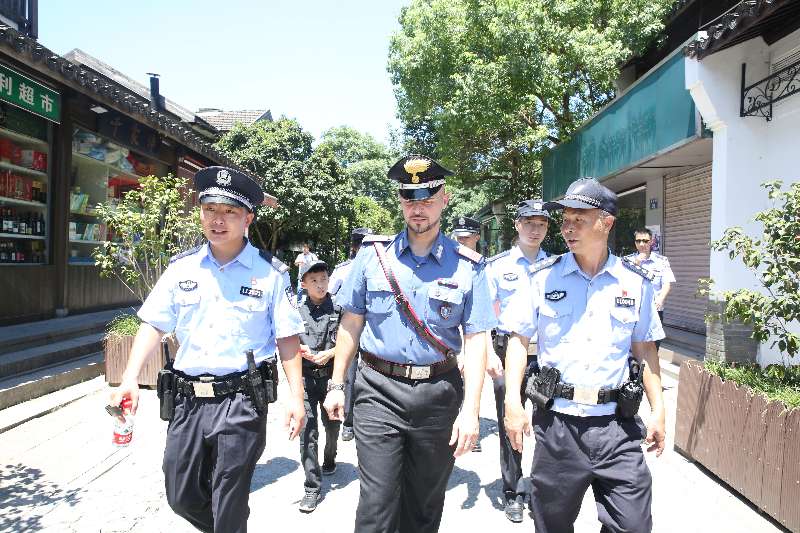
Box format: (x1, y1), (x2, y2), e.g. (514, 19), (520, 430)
(504, 499), (524, 523)
(471, 440), (482, 452)
(321, 461), (336, 476)
(341, 426), (354, 441)
(299, 491), (320, 513)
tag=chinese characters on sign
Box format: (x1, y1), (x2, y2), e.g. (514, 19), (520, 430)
(0, 64), (61, 123)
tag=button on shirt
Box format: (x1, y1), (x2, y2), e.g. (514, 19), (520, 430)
(299, 294), (340, 368)
(335, 230), (497, 365)
(625, 252), (675, 295)
(487, 246), (548, 334)
(138, 241), (304, 376)
(499, 252), (664, 416)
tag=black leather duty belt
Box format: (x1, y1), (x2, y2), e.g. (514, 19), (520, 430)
(553, 383), (619, 405)
(303, 365), (333, 379)
(360, 350), (458, 381)
(175, 373), (248, 399)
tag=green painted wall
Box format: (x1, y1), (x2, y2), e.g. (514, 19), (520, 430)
(543, 52), (697, 200)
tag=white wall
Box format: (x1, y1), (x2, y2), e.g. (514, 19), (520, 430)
(686, 29), (800, 365)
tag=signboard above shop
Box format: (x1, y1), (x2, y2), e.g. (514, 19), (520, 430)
(0, 63), (61, 123)
(97, 110), (161, 159)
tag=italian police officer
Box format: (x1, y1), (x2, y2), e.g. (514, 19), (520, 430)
(501, 178), (667, 533)
(484, 199), (549, 522)
(109, 166), (306, 533)
(329, 227), (373, 442)
(323, 155), (496, 532)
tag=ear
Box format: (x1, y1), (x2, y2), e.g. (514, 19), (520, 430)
(442, 191), (450, 207)
(245, 211), (255, 226)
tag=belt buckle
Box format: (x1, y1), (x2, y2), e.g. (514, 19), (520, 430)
(572, 386), (600, 405)
(192, 381), (215, 398)
(408, 365), (431, 380)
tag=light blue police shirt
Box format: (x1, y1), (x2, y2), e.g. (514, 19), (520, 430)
(329, 259), (354, 296)
(335, 229), (497, 365)
(624, 252), (676, 295)
(487, 245), (548, 333)
(499, 252), (664, 417)
(138, 241), (304, 376)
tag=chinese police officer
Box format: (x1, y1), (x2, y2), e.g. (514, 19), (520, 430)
(451, 215), (481, 253)
(324, 155), (496, 532)
(109, 166), (306, 533)
(502, 178), (666, 533)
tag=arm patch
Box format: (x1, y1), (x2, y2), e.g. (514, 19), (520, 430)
(622, 256), (655, 281)
(258, 249), (289, 274)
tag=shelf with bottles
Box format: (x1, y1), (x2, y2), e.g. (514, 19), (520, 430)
(0, 238), (46, 265)
(0, 205), (47, 238)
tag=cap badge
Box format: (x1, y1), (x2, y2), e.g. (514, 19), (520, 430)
(403, 158), (430, 184)
(459, 217), (465, 225)
(533, 202), (542, 210)
(216, 169), (232, 186)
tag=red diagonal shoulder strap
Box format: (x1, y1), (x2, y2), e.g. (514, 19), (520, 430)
(372, 242), (455, 360)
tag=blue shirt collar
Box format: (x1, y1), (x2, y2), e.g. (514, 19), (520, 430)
(395, 228), (448, 265)
(511, 245), (546, 266)
(560, 250), (620, 281)
(202, 239), (255, 270)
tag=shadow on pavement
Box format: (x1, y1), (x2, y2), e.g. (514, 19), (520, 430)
(0, 463), (82, 531)
(477, 416), (499, 444)
(326, 461), (359, 492)
(250, 456), (299, 491)
(447, 465), (482, 509)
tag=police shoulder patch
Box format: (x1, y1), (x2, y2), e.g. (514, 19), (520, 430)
(258, 249), (289, 274)
(362, 234), (392, 243)
(487, 249), (511, 264)
(529, 254), (562, 275)
(333, 259), (352, 271)
(169, 245), (202, 264)
(456, 244), (483, 263)
(622, 256), (655, 281)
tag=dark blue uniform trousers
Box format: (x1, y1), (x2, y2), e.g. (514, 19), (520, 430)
(530, 410), (653, 533)
(301, 374), (341, 492)
(343, 355), (359, 428)
(353, 363), (463, 533)
(163, 392), (266, 533)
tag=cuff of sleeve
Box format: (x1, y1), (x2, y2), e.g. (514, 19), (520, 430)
(342, 304), (366, 315)
(136, 311), (173, 334)
(276, 326), (305, 340)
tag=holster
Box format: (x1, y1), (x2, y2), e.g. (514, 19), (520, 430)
(260, 358), (279, 404)
(525, 365), (561, 411)
(156, 365), (176, 422)
(492, 331), (508, 357)
(245, 350), (270, 416)
(616, 359), (644, 419)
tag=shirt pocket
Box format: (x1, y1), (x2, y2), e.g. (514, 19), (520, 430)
(537, 302), (572, 345)
(174, 291), (201, 331)
(425, 285), (464, 328)
(365, 277), (394, 316)
(609, 305), (639, 345)
(227, 297), (270, 339)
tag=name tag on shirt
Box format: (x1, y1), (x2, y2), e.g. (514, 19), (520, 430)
(615, 297), (635, 307)
(240, 286), (263, 298)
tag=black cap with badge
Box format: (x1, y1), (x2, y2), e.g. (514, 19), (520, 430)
(194, 166), (265, 212)
(452, 215), (480, 236)
(387, 154), (454, 200)
(542, 177), (618, 216)
(351, 227), (373, 244)
(516, 199), (551, 219)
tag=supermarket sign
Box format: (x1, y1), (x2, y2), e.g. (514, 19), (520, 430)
(0, 63), (60, 123)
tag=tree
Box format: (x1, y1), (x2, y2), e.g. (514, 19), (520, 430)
(388, 0), (673, 204)
(215, 118), (353, 254)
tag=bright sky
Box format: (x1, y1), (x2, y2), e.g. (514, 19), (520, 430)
(39, 0), (408, 143)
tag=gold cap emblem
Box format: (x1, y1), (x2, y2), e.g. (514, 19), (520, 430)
(403, 158), (430, 184)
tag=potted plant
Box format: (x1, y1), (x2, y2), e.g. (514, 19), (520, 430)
(675, 180), (799, 531)
(94, 174), (202, 385)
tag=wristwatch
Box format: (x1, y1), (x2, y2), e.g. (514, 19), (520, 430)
(327, 381), (345, 392)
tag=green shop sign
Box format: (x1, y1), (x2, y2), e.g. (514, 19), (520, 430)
(0, 63), (60, 123)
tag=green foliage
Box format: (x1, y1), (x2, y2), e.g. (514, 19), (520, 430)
(93, 175), (202, 304)
(700, 181), (800, 358)
(352, 196), (396, 235)
(388, 0), (673, 203)
(705, 360), (800, 410)
(106, 313), (141, 338)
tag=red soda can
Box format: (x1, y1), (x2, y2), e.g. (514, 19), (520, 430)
(112, 398), (134, 447)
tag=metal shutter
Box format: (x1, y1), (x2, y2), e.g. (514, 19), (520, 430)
(663, 163), (712, 333)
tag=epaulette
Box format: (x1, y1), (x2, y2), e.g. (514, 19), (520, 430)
(169, 245), (202, 263)
(333, 259), (352, 271)
(622, 256), (655, 281)
(258, 249), (289, 274)
(487, 249), (511, 263)
(457, 244), (483, 263)
(528, 254), (562, 275)
(362, 234), (392, 243)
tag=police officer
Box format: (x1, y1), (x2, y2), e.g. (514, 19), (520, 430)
(626, 227), (675, 350)
(324, 155), (496, 532)
(451, 215), (481, 253)
(501, 178), (667, 533)
(109, 166), (306, 533)
(484, 199), (549, 523)
(329, 227), (373, 442)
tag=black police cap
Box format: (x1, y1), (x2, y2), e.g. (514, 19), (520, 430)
(194, 166), (264, 211)
(542, 177), (618, 216)
(516, 199), (551, 219)
(387, 155), (453, 200)
(351, 227), (373, 244)
(452, 215), (480, 236)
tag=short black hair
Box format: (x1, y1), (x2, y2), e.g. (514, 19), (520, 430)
(633, 227), (652, 238)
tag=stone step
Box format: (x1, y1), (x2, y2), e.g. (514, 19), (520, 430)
(0, 351), (104, 413)
(0, 332), (105, 379)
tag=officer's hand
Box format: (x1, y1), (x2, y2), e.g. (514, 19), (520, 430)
(299, 344), (314, 361)
(284, 395), (305, 440)
(450, 412), (479, 458)
(645, 416), (666, 457)
(110, 378), (140, 416)
(323, 389), (345, 421)
(312, 349), (334, 365)
(503, 401), (530, 453)
(486, 352), (504, 379)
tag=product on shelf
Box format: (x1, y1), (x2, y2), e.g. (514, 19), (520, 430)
(20, 150), (47, 171)
(0, 206), (46, 235)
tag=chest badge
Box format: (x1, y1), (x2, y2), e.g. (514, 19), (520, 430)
(439, 303), (452, 320)
(615, 296), (635, 307)
(178, 280), (197, 292)
(240, 286), (263, 299)
(503, 272), (518, 281)
(545, 290), (566, 301)
(250, 277), (258, 287)
(437, 279), (458, 289)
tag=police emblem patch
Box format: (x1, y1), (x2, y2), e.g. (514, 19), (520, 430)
(178, 280), (197, 291)
(459, 217), (465, 225)
(615, 297), (635, 307)
(216, 169), (231, 186)
(240, 286), (263, 298)
(503, 272), (518, 281)
(545, 290), (566, 301)
(439, 303), (452, 320)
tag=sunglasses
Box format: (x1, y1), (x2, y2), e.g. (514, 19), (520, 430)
(635, 239), (651, 244)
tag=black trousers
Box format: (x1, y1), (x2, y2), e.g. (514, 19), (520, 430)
(163, 392), (266, 533)
(300, 374), (341, 492)
(343, 354), (359, 428)
(353, 363), (463, 533)
(530, 410), (653, 533)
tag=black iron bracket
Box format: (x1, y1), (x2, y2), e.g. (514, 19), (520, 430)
(740, 59), (800, 121)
